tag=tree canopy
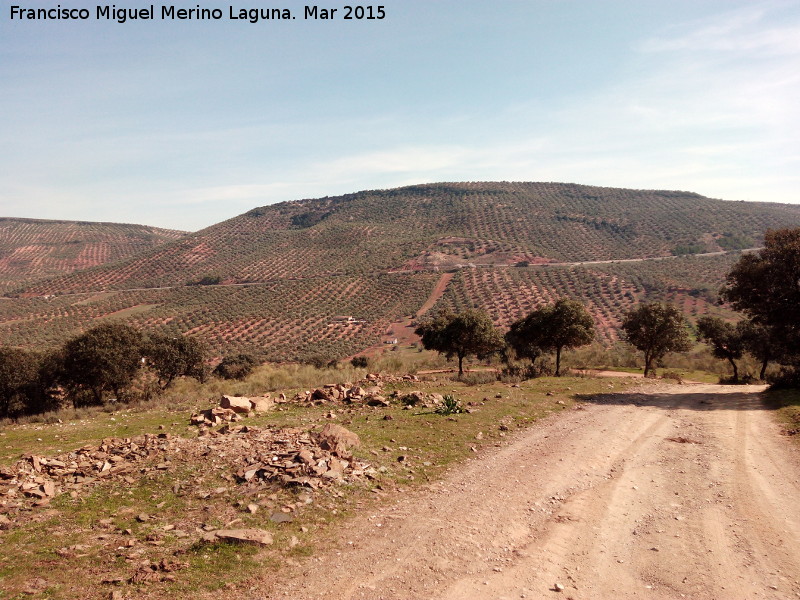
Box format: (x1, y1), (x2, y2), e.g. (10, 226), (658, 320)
(143, 333), (207, 389)
(415, 309), (504, 376)
(621, 302), (691, 376)
(506, 299), (594, 376)
(61, 323), (144, 406)
(721, 228), (800, 364)
(0, 348), (40, 419)
(696, 316), (746, 383)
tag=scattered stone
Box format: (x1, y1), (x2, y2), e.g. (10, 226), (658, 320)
(270, 512), (293, 524)
(554, 582), (565, 592)
(21, 578), (48, 595)
(202, 528), (273, 546)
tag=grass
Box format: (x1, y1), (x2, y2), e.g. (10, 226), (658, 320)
(762, 388), (800, 441)
(0, 368), (629, 599)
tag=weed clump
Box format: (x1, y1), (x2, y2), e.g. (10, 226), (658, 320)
(434, 394), (465, 415)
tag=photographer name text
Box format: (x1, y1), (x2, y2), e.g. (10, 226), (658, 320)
(9, 4), (386, 23)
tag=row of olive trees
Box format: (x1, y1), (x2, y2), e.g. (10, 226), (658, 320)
(0, 323), (208, 419)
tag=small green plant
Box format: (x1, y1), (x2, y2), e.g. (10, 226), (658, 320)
(435, 394), (465, 415)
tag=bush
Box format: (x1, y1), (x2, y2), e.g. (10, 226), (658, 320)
(350, 356), (369, 368)
(60, 323), (144, 407)
(213, 354), (259, 380)
(768, 368), (800, 389)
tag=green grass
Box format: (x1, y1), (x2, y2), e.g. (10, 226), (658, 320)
(763, 388), (800, 441)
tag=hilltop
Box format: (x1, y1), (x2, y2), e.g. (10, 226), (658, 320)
(0, 218), (186, 294)
(2, 182), (800, 360)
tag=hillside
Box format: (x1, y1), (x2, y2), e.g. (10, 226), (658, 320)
(0, 218), (187, 294)
(2, 182), (800, 360)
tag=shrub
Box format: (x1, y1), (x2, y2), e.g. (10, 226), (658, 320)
(350, 356), (369, 368)
(213, 353), (259, 380)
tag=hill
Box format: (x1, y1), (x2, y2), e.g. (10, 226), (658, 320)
(0, 217), (187, 294)
(2, 182), (800, 360)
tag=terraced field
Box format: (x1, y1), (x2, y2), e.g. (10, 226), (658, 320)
(0, 273), (439, 360)
(430, 254), (738, 345)
(14, 183), (800, 296)
(0, 218), (185, 294)
(4, 183), (799, 358)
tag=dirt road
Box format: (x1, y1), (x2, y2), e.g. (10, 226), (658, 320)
(269, 384), (800, 600)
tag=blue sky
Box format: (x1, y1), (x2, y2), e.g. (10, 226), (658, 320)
(1, 0), (798, 231)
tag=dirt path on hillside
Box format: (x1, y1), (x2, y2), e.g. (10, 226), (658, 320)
(415, 272), (453, 318)
(265, 384), (800, 600)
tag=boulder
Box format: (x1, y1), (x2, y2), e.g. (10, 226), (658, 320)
(366, 395), (390, 407)
(249, 396), (274, 412)
(220, 395), (252, 414)
(317, 423), (360, 456)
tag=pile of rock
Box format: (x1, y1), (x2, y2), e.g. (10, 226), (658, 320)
(190, 394), (274, 426)
(0, 433), (175, 509)
(294, 383), (390, 407)
(396, 390), (445, 409)
(1, 420), (371, 512)
(362, 373), (419, 384)
(231, 423), (371, 489)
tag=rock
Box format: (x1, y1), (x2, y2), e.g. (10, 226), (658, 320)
(202, 528), (273, 546)
(366, 395), (390, 407)
(249, 396), (274, 412)
(270, 512), (294, 524)
(220, 395), (252, 414)
(317, 424), (361, 455)
(554, 582), (565, 592)
(21, 578), (48, 595)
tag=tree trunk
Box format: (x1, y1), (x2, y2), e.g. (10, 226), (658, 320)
(555, 346), (562, 377)
(728, 357), (739, 383)
(760, 358), (768, 381)
(643, 353), (652, 377)
(458, 353), (464, 376)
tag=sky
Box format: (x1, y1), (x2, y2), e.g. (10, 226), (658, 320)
(1, 0), (799, 231)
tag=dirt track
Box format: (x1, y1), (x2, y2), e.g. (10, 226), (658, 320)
(269, 384), (800, 599)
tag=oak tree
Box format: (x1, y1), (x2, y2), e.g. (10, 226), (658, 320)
(621, 303), (691, 377)
(415, 309), (504, 376)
